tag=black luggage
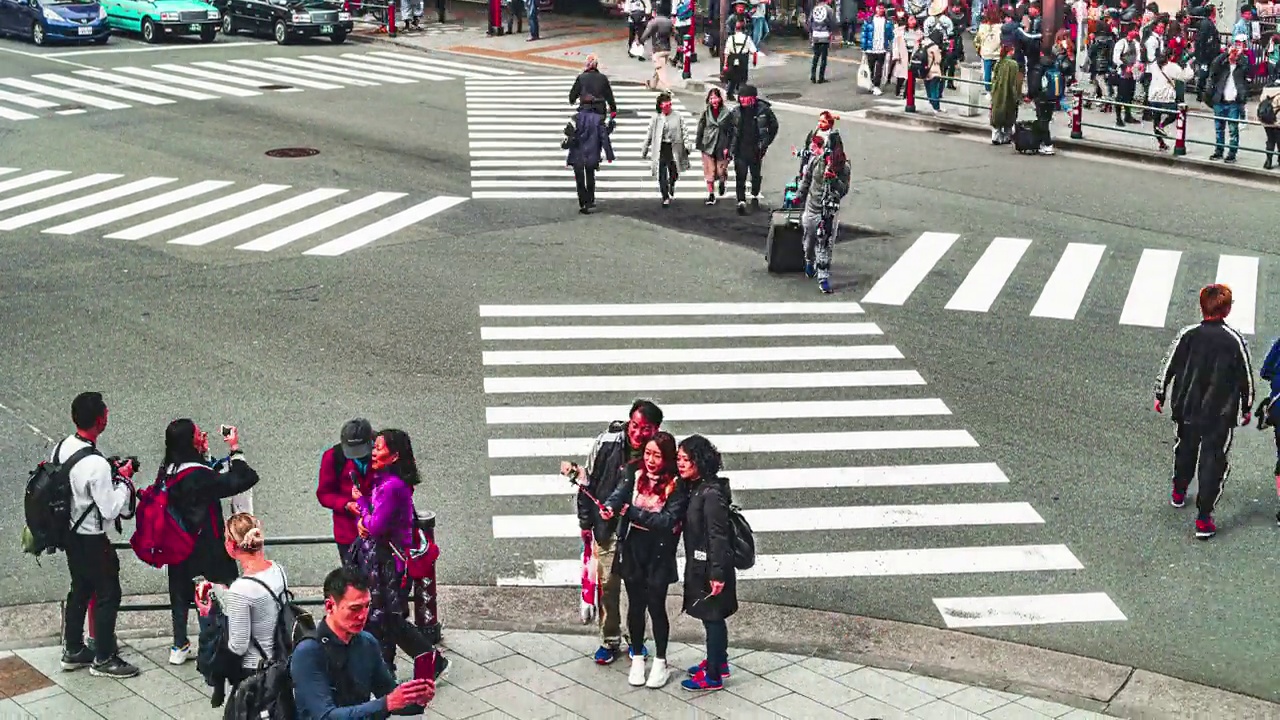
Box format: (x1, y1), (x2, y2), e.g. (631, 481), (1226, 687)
(1012, 121), (1038, 154)
(765, 210), (805, 274)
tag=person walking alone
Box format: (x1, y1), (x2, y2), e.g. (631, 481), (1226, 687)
(564, 95), (616, 214)
(808, 0), (838, 84)
(1154, 283), (1254, 541)
(641, 92), (691, 207)
(642, 12), (675, 90)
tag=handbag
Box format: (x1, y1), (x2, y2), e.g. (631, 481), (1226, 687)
(389, 512), (439, 581)
(629, 41), (644, 58)
(857, 61), (872, 90)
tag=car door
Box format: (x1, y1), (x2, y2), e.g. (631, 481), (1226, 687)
(0, 0), (13, 34)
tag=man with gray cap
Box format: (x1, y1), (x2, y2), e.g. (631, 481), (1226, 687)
(316, 418), (376, 565)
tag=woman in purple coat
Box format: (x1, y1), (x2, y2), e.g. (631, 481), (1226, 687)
(347, 428), (419, 669)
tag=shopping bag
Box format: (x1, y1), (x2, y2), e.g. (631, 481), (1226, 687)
(629, 42), (644, 58)
(857, 61), (872, 91)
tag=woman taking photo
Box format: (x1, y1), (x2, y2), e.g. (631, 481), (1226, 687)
(600, 431), (687, 689)
(640, 92), (691, 207)
(347, 428), (420, 672)
(677, 435), (737, 693)
(162, 420), (259, 666)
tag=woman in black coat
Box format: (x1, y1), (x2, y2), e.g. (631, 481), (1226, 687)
(159, 419), (259, 665)
(676, 434), (737, 692)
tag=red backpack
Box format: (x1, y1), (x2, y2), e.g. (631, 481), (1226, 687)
(129, 467), (201, 568)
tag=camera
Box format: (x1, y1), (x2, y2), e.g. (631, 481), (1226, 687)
(108, 455), (140, 475)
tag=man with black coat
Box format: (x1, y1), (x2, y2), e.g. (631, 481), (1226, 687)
(1206, 37), (1251, 163)
(722, 84), (778, 215)
(569, 54), (617, 116)
(561, 399), (664, 665)
(1154, 283), (1254, 541)
(1192, 4), (1221, 101)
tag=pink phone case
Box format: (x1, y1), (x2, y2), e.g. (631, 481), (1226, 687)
(413, 651), (437, 681)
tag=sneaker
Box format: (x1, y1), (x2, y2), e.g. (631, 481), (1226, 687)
(681, 670), (724, 691)
(1195, 516), (1217, 540)
(686, 659), (731, 678)
(169, 643), (191, 665)
(1038, 145), (1055, 156)
(60, 646), (94, 671)
(646, 658), (670, 688)
(90, 655), (140, 679)
(819, 279), (832, 294)
(872, 87), (883, 96)
(1275, 510), (1279, 527)
(736, 201), (746, 215)
(628, 656), (647, 686)
(1209, 152), (1224, 161)
(1224, 155), (1237, 164)
(1170, 485), (1186, 508)
(705, 193), (716, 205)
(593, 646), (621, 665)
(662, 198), (671, 207)
(804, 262), (815, 278)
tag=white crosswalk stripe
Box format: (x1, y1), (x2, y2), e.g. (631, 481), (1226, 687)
(0, 52), (522, 122)
(482, 301), (1126, 628)
(464, 76), (696, 200)
(864, 232), (1261, 334)
(0, 168), (466, 258)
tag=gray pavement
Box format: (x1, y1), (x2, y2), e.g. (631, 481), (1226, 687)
(2, 26), (1280, 710)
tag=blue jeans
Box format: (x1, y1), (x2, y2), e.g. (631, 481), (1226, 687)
(527, 2), (538, 38)
(1213, 102), (1243, 156)
(751, 16), (768, 48)
(982, 58), (994, 88)
(925, 77), (943, 110)
(702, 619), (728, 682)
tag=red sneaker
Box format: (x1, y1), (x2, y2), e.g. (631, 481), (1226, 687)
(1195, 516), (1216, 540)
(1170, 484), (1186, 508)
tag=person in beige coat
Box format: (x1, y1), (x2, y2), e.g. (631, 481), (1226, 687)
(641, 92), (693, 207)
(892, 14), (923, 97)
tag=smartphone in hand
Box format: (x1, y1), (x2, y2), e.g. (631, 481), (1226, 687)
(413, 651), (438, 681)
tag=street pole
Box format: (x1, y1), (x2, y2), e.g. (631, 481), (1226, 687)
(488, 0), (501, 34)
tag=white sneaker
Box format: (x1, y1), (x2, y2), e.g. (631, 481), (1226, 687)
(168, 644), (190, 665)
(628, 656), (647, 686)
(1039, 145), (1055, 155)
(646, 658), (669, 688)
(872, 87), (883, 96)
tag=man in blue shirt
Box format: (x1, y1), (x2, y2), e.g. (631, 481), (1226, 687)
(292, 568), (434, 719)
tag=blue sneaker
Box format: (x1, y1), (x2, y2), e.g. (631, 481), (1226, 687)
(686, 659), (730, 677)
(681, 671), (724, 691)
(819, 279), (832, 294)
(593, 646), (621, 665)
(804, 262), (815, 278)
(629, 644), (649, 658)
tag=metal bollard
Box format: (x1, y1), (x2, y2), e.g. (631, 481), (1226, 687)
(1070, 89), (1084, 139)
(1173, 103), (1188, 157)
(387, 0), (396, 37)
(905, 71), (916, 114)
(413, 511), (441, 646)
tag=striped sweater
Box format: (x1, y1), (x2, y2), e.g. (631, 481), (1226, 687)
(222, 563), (288, 669)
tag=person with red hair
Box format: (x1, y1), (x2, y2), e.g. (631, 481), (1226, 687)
(1153, 283), (1254, 540)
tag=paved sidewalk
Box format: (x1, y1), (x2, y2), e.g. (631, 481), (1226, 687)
(0, 630), (1122, 720)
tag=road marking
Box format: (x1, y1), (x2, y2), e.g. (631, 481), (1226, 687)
(481, 344), (902, 366)
(0, 86), (64, 108)
(33, 73), (175, 105)
(484, 369), (926, 394)
(168, 188), (350, 247)
(0, 173), (121, 214)
(485, 398), (950, 424)
(488, 429), (978, 458)
(110, 66), (260, 97)
(0, 105), (36, 120)
(262, 56), (410, 84)
(489, 462), (1008, 496)
(40, 41), (260, 57)
(152, 63), (303, 92)
(933, 592), (1127, 628)
(944, 237), (1031, 312)
(1216, 255), (1259, 335)
(227, 58), (378, 87)
(236, 192), (405, 252)
(304, 195), (468, 257)
(1119, 249), (1182, 328)
(0, 168), (18, 177)
(294, 55), (427, 82)
(474, 191), (658, 199)
(106, 184), (289, 240)
(861, 232), (961, 306)
(73, 69), (217, 100)
(0, 77), (130, 109)
(0, 170), (72, 195)
(44, 180), (234, 235)
(335, 54), (455, 81)
(0, 177), (175, 230)
(494, 502), (1043, 538)
(359, 52), (483, 79)
(375, 51), (524, 75)
(480, 322), (882, 341)
(1030, 242), (1107, 320)
(189, 61), (343, 90)
(497, 545), (1085, 585)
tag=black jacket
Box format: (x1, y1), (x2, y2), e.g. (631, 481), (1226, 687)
(568, 68), (617, 116)
(576, 424), (639, 545)
(724, 100), (779, 160)
(166, 456), (260, 585)
(1154, 319), (1254, 427)
(604, 475), (689, 586)
(1194, 15), (1220, 66)
(681, 476), (737, 622)
(1208, 54), (1251, 106)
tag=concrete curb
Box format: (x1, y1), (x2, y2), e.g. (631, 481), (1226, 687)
(864, 107), (1280, 185)
(1, 585), (1276, 719)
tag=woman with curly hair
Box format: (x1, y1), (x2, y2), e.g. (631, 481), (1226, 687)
(676, 435), (738, 692)
(600, 431), (688, 689)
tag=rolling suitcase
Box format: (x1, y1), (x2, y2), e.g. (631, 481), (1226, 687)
(765, 210), (806, 274)
(1012, 121), (1039, 154)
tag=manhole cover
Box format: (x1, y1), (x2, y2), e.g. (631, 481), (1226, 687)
(768, 92), (802, 100)
(265, 147), (320, 158)
(53, 104), (87, 112)
(260, 84), (293, 91)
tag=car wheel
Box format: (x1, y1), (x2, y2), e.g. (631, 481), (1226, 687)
(142, 17), (160, 43)
(273, 19), (288, 44)
(31, 21), (45, 46)
(199, 25), (215, 42)
(331, 30), (345, 43)
(221, 13), (234, 34)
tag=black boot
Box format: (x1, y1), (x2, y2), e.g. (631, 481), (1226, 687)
(1265, 153), (1274, 170)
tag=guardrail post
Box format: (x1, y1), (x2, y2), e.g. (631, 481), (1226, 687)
(1070, 89), (1083, 139)
(1173, 102), (1188, 157)
(414, 512), (442, 646)
(905, 71), (916, 114)
(387, 0), (396, 37)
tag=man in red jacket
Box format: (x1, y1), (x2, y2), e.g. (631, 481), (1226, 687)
(317, 418), (375, 565)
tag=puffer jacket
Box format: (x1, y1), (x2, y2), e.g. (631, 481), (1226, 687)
(681, 476), (737, 622)
(723, 98), (779, 159)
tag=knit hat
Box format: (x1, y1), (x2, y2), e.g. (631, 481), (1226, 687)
(738, 84), (758, 98)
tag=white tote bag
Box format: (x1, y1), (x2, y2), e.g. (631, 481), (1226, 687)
(857, 61), (873, 91)
(629, 41), (645, 58)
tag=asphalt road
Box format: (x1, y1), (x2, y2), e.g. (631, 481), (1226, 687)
(1, 29), (1279, 703)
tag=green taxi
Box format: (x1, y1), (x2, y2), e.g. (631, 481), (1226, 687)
(100, 0), (220, 42)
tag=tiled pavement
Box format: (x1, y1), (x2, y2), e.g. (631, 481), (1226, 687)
(0, 630), (1122, 719)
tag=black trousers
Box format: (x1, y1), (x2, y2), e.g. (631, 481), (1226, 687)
(1172, 421), (1234, 518)
(658, 143), (677, 200)
(65, 533), (121, 662)
(734, 157), (761, 202)
(1265, 126), (1280, 154)
(811, 42), (829, 81)
(573, 166), (596, 208)
(867, 52), (886, 86)
(337, 540), (354, 567)
(1032, 100), (1055, 146)
(624, 576), (670, 658)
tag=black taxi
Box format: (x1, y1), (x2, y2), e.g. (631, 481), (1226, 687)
(214, 0), (351, 44)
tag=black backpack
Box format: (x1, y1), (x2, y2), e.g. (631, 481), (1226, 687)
(723, 482), (756, 571)
(1258, 96), (1277, 126)
(22, 440), (100, 556)
(909, 44), (930, 79)
(222, 576), (316, 720)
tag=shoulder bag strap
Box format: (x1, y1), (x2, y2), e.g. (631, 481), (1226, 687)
(240, 575), (285, 662)
(63, 444), (103, 531)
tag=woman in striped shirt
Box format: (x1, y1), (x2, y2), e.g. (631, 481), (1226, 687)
(217, 513), (289, 672)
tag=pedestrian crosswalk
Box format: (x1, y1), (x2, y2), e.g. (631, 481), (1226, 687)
(480, 301), (1127, 629)
(0, 51), (521, 122)
(0, 167), (466, 257)
(465, 75), (696, 200)
(863, 232), (1263, 334)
